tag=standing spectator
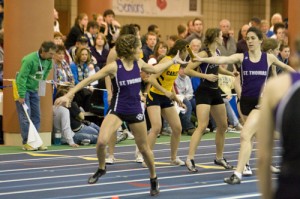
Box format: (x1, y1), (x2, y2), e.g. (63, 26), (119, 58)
(85, 21), (99, 48)
(16, 41), (57, 151)
(185, 17), (204, 43)
(218, 19), (237, 71)
(142, 32), (157, 63)
(177, 23), (188, 39)
(69, 35), (89, 61)
(65, 13), (88, 50)
(167, 35), (179, 49)
(249, 17), (261, 28)
(269, 13), (283, 36)
(186, 19), (195, 37)
(103, 9), (121, 48)
(236, 24), (250, 53)
(141, 24), (160, 47)
(174, 65), (196, 135)
(260, 20), (273, 38)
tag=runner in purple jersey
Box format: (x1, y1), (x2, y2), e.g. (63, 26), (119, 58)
(194, 27), (295, 184)
(258, 44), (300, 198)
(54, 34), (186, 196)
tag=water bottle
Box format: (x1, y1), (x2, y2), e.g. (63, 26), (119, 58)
(54, 130), (62, 145)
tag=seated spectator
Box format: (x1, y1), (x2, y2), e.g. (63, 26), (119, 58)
(53, 89), (100, 146)
(90, 33), (109, 70)
(142, 32), (157, 62)
(85, 21), (99, 47)
(53, 32), (73, 65)
(69, 35), (89, 61)
(278, 43), (290, 64)
(53, 45), (75, 85)
(65, 13), (88, 50)
(174, 64), (196, 135)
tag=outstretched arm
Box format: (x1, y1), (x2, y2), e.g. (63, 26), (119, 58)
(194, 53), (243, 65)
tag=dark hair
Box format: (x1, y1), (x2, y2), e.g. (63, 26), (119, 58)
(87, 21), (99, 31)
(193, 17), (203, 25)
(154, 41), (169, 58)
(103, 9), (115, 17)
(273, 22), (285, 34)
(119, 24), (138, 36)
(132, 24), (141, 31)
(167, 39), (188, 56)
(56, 44), (65, 53)
(279, 43), (289, 51)
(148, 24), (158, 32)
(115, 34), (140, 59)
(39, 41), (57, 53)
(177, 24), (187, 35)
(262, 38), (279, 52)
(250, 17), (261, 25)
(55, 88), (68, 99)
(203, 28), (221, 57)
(247, 27), (263, 40)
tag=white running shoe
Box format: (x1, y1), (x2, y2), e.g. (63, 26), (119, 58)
(142, 161), (148, 168)
(170, 157), (185, 166)
(123, 129), (134, 140)
(135, 151), (144, 163)
(105, 156), (115, 164)
(242, 164), (253, 176)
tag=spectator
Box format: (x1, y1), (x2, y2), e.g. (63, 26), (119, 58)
(103, 9), (121, 48)
(16, 41), (57, 151)
(142, 32), (157, 63)
(65, 13), (88, 50)
(174, 65), (196, 135)
(177, 23), (188, 39)
(85, 21), (99, 47)
(185, 17), (204, 43)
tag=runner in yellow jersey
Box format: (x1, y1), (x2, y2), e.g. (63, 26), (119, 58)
(146, 39), (188, 166)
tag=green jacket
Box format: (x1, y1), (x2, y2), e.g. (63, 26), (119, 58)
(16, 51), (53, 98)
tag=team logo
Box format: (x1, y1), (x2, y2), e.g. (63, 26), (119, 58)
(136, 113), (144, 121)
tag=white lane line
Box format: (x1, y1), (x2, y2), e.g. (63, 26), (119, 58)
(85, 179), (259, 199)
(0, 170), (236, 196)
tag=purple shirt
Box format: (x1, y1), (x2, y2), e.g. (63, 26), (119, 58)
(111, 59), (142, 114)
(241, 52), (269, 98)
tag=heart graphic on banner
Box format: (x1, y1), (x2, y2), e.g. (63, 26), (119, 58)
(157, 0), (167, 10)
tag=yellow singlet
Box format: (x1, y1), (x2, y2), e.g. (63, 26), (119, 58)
(150, 56), (180, 95)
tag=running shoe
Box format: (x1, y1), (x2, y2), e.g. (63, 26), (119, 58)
(214, 158), (233, 169)
(88, 168), (106, 184)
(105, 156), (115, 164)
(224, 173), (241, 185)
(170, 157), (185, 166)
(22, 144), (37, 151)
(150, 177), (160, 196)
(116, 132), (128, 144)
(242, 164), (253, 176)
(271, 165), (280, 174)
(185, 159), (198, 172)
(37, 145), (48, 151)
(135, 151), (144, 163)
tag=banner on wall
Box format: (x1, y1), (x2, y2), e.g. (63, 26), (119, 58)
(112, 0), (201, 17)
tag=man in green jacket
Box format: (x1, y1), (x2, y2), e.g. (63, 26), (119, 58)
(16, 41), (56, 150)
